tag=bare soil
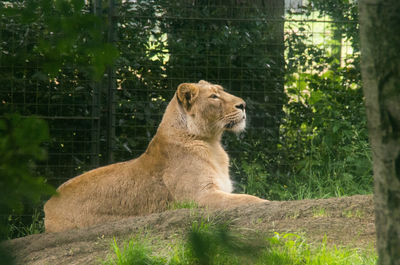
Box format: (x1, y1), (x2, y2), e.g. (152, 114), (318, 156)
(3, 195), (375, 265)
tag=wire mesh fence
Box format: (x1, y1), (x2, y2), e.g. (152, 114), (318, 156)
(0, 0), (370, 238)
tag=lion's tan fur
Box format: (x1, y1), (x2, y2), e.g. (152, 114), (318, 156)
(44, 80), (266, 232)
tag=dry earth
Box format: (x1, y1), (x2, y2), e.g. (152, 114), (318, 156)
(3, 195), (375, 265)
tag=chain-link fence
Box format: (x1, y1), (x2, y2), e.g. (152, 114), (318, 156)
(1, 0), (370, 238)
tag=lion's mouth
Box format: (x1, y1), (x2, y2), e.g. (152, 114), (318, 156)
(224, 121), (237, 129)
(224, 115), (246, 130)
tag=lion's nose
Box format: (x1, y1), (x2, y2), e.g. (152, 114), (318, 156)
(235, 102), (246, 111)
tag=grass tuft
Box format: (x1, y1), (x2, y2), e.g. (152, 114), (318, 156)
(167, 201), (199, 210)
(102, 237), (165, 265)
(7, 208), (45, 239)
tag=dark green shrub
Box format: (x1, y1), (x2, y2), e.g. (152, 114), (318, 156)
(0, 114), (55, 239)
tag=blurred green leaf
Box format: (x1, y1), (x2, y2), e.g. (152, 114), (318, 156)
(0, 114), (55, 240)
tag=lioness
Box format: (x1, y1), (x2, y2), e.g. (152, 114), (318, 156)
(44, 80), (267, 232)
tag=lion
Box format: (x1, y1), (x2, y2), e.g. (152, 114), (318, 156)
(44, 80), (267, 232)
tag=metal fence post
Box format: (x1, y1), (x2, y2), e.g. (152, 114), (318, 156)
(90, 0), (103, 168)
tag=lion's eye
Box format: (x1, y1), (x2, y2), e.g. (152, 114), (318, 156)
(209, 94), (219, 99)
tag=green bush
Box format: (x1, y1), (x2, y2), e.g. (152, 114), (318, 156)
(0, 114), (55, 240)
(232, 1), (372, 200)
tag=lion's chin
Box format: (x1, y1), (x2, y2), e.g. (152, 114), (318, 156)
(225, 118), (246, 133)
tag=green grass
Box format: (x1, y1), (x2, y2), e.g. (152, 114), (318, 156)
(7, 208), (45, 239)
(103, 237), (165, 265)
(312, 207), (328, 218)
(167, 201), (199, 210)
(260, 233), (376, 265)
(101, 222), (376, 265)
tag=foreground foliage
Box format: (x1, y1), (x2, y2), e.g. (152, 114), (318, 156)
(0, 114), (55, 240)
(102, 222), (376, 265)
(0, 114), (55, 263)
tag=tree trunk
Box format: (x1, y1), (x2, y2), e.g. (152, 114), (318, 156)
(359, 0), (400, 264)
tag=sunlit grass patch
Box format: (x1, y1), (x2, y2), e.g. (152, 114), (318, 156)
(312, 207), (329, 218)
(342, 209), (365, 219)
(101, 222), (376, 265)
(102, 236), (166, 265)
(260, 233), (376, 265)
(167, 200), (199, 210)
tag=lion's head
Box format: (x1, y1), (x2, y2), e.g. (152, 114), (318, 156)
(175, 80), (246, 138)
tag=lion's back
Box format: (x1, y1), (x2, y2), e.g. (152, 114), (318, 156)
(44, 157), (172, 232)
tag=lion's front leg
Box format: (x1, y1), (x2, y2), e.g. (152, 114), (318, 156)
(196, 189), (268, 210)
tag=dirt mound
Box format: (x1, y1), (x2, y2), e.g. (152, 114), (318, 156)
(3, 195), (375, 265)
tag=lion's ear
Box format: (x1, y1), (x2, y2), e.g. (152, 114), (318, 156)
(177, 83), (199, 110)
